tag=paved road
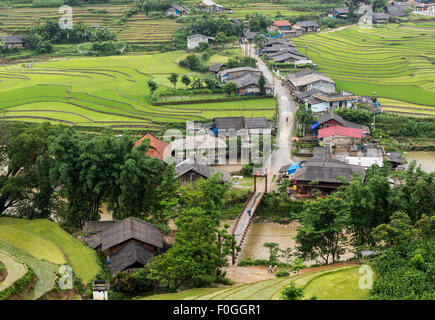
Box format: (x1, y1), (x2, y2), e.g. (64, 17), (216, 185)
(231, 44), (297, 252)
(247, 43), (297, 176)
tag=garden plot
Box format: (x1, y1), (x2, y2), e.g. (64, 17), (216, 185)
(292, 24), (435, 111)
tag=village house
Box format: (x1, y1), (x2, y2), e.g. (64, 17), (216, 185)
(299, 90), (360, 113)
(242, 31), (265, 43)
(209, 62), (225, 74)
(270, 20), (292, 32)
(175, 158), (231, 184)
(331, 7), (349, 19)
(218, 66), (262, 82)
(386, 4), (407, 18)
(286, 69), (336, 93)
(165, 4), (190, 16)
(292, 21), (320, 33)
(82, 217), (163, 274)
(385, 151), (405, 169)
(1, 35), (24, 48)
(135, 133), (170, 160)
(290, 147), (366, 196)
(170, 134), (228, 164)
(226, 72), (272, 96)
(261, 38), (295, 54)
(311, 113), (369, 132)
(187, 34), (213, 50)
(372, 12), (389, 24)
(318, 126), (366, 148)
(268, 49), (308, 64)
(196, 0), (224, 12)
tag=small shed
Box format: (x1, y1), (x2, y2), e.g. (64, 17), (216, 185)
(93, 280), (110, 300)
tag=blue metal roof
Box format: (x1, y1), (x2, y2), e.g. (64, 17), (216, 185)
(311, 121), (319, 131)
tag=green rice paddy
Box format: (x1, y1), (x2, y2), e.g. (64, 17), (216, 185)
(292, 24), (435, 114)
(144, 265), (368, 300)
(0, 51), (275, 130)
(0, 218), (100, 285)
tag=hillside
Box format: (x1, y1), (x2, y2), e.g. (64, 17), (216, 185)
(0, 51), (275, 131)
(292, 23), (435, 114)
(0, 218), (100, 285)
(144, 265), (370, 300)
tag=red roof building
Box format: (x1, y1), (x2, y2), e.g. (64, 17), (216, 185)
(135, 133), (170, 160)
(272, 20), (291, 27)
(318, 126), (365, 139)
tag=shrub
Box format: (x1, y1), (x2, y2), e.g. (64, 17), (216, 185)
(280, 282), (305, 300)
(275, 270), (290, 277)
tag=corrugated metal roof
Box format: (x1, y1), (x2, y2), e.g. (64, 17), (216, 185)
(318, 126), (365, 139)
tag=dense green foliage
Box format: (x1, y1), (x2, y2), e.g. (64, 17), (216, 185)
(336, 108), (435, 139)
(280, 282), (305, 300)
(146, 174), (237, 288)
(370, 239), (435, 300)
(49, 128), (178, 229)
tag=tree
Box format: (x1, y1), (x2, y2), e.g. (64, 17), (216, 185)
(296, 196), (349, 264)
(147, 79), (157, 96)
(253, 34), (266, 49)
(214, 32), (228, 48)
(202, 74), (220, 89)
(181, 75), (191, 87)
(263, 242), (280, 265)
(0, 121), (57, 218)
(280, 282), (305, 300)
(191, 76), (203, 89)
(372, 211), (415, 248)
(372, 0), (387, 12)
(168, 73), (179, 93)
(147, 174), (236, 288)
(194, 41), (209, 52)
(223, 82), (238, 96)
(338, 172), (392, 250)
(258, 74), (266, 96)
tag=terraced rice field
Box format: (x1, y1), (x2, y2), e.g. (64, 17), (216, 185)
(0, 218), (100, 284)
(0, 51), (275, 130)
(0, 251), (28, 293)
(0, 5), (129, 36)
(292, 24), (435, 115)
(0, 240), (58, 300)
(145, 265), (367, 300)
(116, 13), (179, 47)
(0, 5), (179, 46)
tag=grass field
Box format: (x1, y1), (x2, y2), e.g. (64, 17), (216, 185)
(0, 218), (100, 284)
(0, 239), (58, 299)
(0, 51), (275, 130)
(0, 251), (28, 293)
(144, 265), (368, 300)
(292, 23), (435, 114)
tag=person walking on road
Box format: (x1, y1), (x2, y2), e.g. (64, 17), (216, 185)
(268, 265), (272, 273)
(273, 265), (277, 273)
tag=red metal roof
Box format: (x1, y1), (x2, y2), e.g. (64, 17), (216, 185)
(135, 133), (170, 160)
(318, 126), (365, 139)
(272, 20), (291, 27)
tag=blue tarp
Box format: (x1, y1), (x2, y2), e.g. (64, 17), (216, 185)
(311, 121), (319, 131)
(288, 162), (301, 175)
(212, 127), (218, 135)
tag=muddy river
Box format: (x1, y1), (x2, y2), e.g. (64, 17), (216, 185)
(404, 151), (435, 173)
(223, 220), (355, 266)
